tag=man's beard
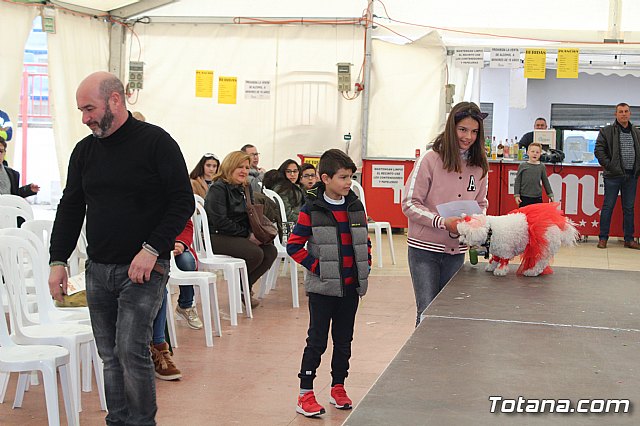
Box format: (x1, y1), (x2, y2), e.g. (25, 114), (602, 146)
(92, 102), (115, 138)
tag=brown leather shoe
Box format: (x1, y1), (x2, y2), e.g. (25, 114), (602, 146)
(150, 342), (182, 381)
(597, 239), (607, 249)
(624, 241), (640, 250)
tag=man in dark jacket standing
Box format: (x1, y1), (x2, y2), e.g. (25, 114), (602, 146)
(0, 137), (40, 197)
(594, 102), (640, 249)
(48, 71), (194, 425)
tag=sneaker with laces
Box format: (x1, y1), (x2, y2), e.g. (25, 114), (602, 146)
(296, 391), (325, 417)
(330, 384), (352, 409)
(176, 306), (204, 329)
(150, 342), (182, 381)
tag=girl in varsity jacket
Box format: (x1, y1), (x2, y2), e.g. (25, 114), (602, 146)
(402, 102), (489, 326)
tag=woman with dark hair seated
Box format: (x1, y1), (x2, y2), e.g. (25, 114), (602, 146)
(272, 159), (306, 223)
(190, 153), (220, 199)
(204, 151), (277, 308)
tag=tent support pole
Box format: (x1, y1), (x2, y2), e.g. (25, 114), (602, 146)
(360, 0), (373, 162)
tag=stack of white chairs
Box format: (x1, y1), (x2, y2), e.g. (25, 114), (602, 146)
(0, 285), (77, 426)
(0, 233), (106, 421)
(191, 199), (253, 326)
(350, 180), (396, 268)
(21, 219), (85, 287)
(166, 252), (221, 348)
(18, 221), (95, 393)
(0, 205), (32, 229)
(0, 228), (90, 326)
(0, 201), (37, 315)
(0, 194), (34, 223)
(259, 189), (299, 308)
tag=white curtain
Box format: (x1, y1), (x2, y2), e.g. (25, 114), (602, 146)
(47, 10), (109, 183)
(128, 22), (363, 171)
(0, 2), (37, 164)
(367, 31), (447, 158)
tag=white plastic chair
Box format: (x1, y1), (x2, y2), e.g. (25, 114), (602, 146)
(260, 189), (299, 308)
(192, 200), (252, 326)
(0, 194), (34, 221)
(0, 206), (32, 229)
(0, 235), (106, 420)
(1, 227), (94, 395)
(351, 180), (396, 268)
(0, 290), (77, 426)
(0, 228), (90, 326)
(21, 219), (84, 277)
(166, 252), (221, 348)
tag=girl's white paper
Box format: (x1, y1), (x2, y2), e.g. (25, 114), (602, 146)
(436, 200), (482, 217)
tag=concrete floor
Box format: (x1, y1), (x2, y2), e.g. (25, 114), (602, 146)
(345, 266), (640, 426)
(0, 233), (639, 425)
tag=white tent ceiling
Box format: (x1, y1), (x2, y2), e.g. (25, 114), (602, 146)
(52, 0), (640, 49)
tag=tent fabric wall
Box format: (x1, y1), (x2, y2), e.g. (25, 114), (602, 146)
(367, 32), (446, 158)
(0, 2), (37, 165)
(128, 22), (363, 172)
(47, 10), (109, 184)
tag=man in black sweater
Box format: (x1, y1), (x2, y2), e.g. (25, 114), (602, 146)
(48, 71), (194, 425)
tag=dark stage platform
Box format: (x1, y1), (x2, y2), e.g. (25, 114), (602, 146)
(345, 265), (640, 425)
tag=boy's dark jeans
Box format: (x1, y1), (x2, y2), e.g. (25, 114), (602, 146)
(519, 196), (543, 207)
(299, 285), (359, 389)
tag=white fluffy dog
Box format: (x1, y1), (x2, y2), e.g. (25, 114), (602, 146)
(456, 203), (579, 276)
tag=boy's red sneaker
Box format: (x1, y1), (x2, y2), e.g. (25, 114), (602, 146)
(329, 384), (353, 409)
(296, 391), (326, 417)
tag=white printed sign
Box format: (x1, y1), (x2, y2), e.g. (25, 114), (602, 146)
(453, 49), (484, 67)
(597, 171), (604, 195)
(244, 80), (271, 99)
(508, 170), (518, 194)
(490, 48), (521, 68)
(371, 165), (405, 203)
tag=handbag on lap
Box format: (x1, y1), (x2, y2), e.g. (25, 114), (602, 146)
(243, 186), (278, 245)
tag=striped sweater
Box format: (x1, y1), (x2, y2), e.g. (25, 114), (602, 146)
(287, 187), (371, 295)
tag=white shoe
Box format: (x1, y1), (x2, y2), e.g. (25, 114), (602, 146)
(176, 306), (204, 329)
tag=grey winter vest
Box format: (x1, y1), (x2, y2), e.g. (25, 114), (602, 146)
(304, 192), (370, 297)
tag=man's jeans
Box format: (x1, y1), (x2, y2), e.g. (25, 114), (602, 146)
(86, 259), (168, 426)
(599, 173), (638, 242)
(408, 247), (464, 326)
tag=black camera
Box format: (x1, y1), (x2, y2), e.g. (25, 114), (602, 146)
(541, 149), (565, 164)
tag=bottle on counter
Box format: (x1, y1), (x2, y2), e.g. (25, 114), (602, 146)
(503, 139), (510, 159)
(485, 137), (491, 156)
(491, 136), (497, 160)
(497, 140), (504, 158)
